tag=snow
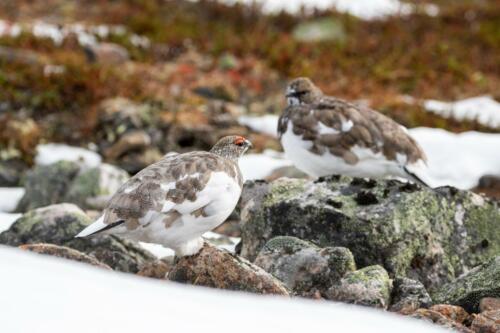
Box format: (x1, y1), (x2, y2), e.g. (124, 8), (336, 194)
(216, 0), (439, 19)
(424, 96), (500, 129)
(239, 150), (293, 180)
(410, 128), (500, 189)
(0, 188), (25, 213)
(239, 115), (280, 137)
(0, 248), (446, 333)
(0, 213), (21, 232)
(35, 143), (102, 169)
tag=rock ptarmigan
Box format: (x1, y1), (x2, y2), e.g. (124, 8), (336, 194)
(278, 77), (431, 186)
(76, 135), (252, 256)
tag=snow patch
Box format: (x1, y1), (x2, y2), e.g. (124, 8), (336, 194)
(0, 213), (21, 232)
(35, 143), (102, 168)
(216, 0), (439, 19)
(0, 248), (447, 333)
(239, 150), (293, 180)
(424, 96), (500, 129)
(238, 115), (279, 137)
(0, 188), (25, 213)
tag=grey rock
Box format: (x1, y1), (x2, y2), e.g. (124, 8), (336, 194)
(0, 158), (28, 186)
(326, 265), (392, 309)
(239, 177), (500, 291)
(16, 161), (80, 212)
(254, 236), (355, 297)
(65, 163), (129, 210)
(0, 203), (155, 273)
(433, 256), (500, 313)
(389, 277), (433, 314)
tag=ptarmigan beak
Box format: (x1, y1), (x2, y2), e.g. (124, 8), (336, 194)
(244, 139), (253, 149)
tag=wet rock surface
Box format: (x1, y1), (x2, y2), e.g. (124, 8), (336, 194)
(239, 177), (500, 291)
(168, 243), (289, 295)
(254, 236), (355, 297)
(433, 256), (500, 313)
(326, 265), (392, 309)
(19, 243), (111, 269)
(0, 203), (155, 273)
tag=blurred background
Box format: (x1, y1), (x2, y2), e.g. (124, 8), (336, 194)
(0, 0), (499, 214)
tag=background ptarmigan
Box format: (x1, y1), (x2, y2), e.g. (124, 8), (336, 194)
(278, 77), (431, 186)
(76, 135), (252, 256)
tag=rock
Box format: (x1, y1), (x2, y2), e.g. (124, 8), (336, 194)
(254, 236), (355, 297)
(83, 42), (129, 65)
(168, 243), (289, 295)
(239, 177), (500, 290)
(19, 243), (111, 269)
(137, 260), (171, 279)
(103, 130), (151, 160)
(389, 277), (433, 314)
(0, 158), (28, 186)
(480, 298), (500, 312)
(65, 163), (129, 210)
(0, 203), (155, 273)
(0, 46), (46, 65)
(430, 304), (470, 325)
(433, 256), (500, 313)
(471, 310), (500, 333)
(292, 18), (346, 43)
(16, 161), (80, 212)
(326, 265), (392, 309)
(411, 309), (474, 333)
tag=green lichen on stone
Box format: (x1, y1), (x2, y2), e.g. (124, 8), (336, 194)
(433, 256), (500, 313)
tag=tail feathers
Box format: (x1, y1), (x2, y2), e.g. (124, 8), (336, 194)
(75, 216), (124, 238)
(403, 161), (434, 188)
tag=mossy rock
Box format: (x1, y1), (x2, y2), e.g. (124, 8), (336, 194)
(240, 177), (500, 291)
(433, 256), (500, 313)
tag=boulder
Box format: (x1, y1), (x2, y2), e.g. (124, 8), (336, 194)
(411, 309), (473, 333)
(429, 304), (470, 325)
(0, 203), (155, 273)
(19, 243), (111, 269)
(433, 256), (500, 313)
(326, 265), (392, 309)
(389, 277), (433, 314)
(137, 260), (172, 279)
(168, 243), (289, 295)
(471, 310), (500, 333)
(254, 236), (355, 297)
(239, 177), (500, 290)
(480, 298), (500, 312)
(0, 158), (28, 187)
(65, 163), (129, 210)
(16, 161), (80, 211)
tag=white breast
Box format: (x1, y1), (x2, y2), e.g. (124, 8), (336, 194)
(281, 121), (409, 179)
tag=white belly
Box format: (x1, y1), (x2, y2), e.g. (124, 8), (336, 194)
(122, 171), (241, 250)
(281, 121), (407, 179)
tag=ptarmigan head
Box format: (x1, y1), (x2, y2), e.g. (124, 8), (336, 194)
(210, 135), (252, 161)
(286, 77), (323, 106)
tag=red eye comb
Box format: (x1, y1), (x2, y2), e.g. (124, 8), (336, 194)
(234, 136), (246, 145)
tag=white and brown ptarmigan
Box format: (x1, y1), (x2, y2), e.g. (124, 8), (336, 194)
(278, 77), (431, 186)
(76, 135), (252, 256)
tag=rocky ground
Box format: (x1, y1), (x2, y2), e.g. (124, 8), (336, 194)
(0, 1), (499, 332)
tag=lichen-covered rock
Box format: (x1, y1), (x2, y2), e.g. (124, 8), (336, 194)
(326, 265), (392, 309)
(480, 298), (500, 312)
(19, 243), (111, 269)
(389, 277), (432, 314)
(254, 236), (355, 297)
(0, 158), (28, 186)
(471, 310), (500, 333)
(411, 309), (474, 333)
(137, 260), (171, 279)
(65, 163), (129, 210)
(240, 177), (500, 290)
(168, 243), (289, 295)
(433, 256), (500, 313)
(0, 203), (155, 273)
(16, 161), (80, 211)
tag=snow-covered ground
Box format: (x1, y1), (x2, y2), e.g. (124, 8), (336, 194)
(35, 143), (102, 168)
(0, 188), (24, 212)
(214, 0), (439, 18)
(0, 212), (21, 232)
(424, 96), (500, 129)
(239, 150), (293, 180)
(0, 247), (446, 333)
(238, 114), (500, 189)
